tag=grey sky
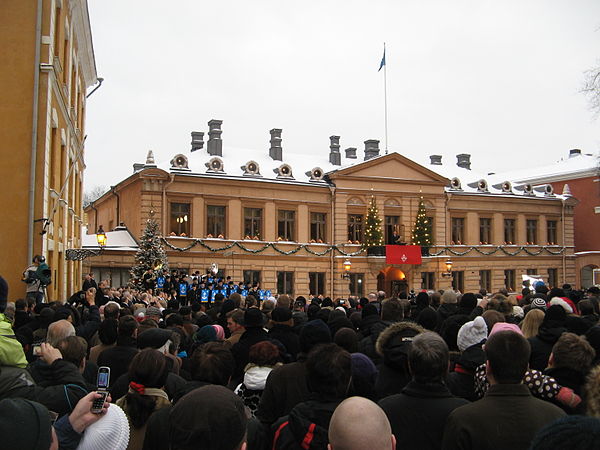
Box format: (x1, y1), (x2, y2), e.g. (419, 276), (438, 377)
(84, 0), (600, 191)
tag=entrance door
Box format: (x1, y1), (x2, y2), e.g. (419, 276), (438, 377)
(391, 280), (408, 298)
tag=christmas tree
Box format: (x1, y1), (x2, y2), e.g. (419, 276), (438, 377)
(411, 197), (432, 248)
(363, 196), (384, 249)
(131, 216), (169, 286)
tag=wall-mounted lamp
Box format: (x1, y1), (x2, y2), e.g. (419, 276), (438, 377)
(96, 225), (107, 247)
(442, 258), (453, 277)
(342, 259), (352, 279)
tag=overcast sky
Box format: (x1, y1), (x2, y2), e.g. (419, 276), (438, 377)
(84, 0), (600, 192)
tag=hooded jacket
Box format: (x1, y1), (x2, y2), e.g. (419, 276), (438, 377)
(528, 323), (566, 371)
(272, 398), (340, 450)
(446, 343), (486, 402)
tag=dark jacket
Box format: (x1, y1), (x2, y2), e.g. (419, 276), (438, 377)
(446, 344), (486, 402)
(379, 381), (469, 450)
(272, 398), (341, 450)
(97, 335), (138, 382)
(528, 324), (566, 371)
(544, 366), (587, 414)
(12, 310), (32, 331)
(357, 316), (389, 364)
(269, 324), (301, 360)
(231, 327), (269, 381)
(439, 306), (473, 351)
(256, 358), (309, 425)
(436, 303), (458, 329)
(0, 361), (88, 415)
(442, 384), (566, 450)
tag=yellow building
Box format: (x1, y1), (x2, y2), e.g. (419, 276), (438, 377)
(84, 121), (578, 298)
(1, 0), (98, 300)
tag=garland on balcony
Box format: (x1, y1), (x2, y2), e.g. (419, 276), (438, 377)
(160, 237), (567, 258)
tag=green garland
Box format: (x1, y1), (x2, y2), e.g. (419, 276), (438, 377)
(160, 238), (567, 258)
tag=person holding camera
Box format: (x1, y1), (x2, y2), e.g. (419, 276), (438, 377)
(22, 255), (46, 305)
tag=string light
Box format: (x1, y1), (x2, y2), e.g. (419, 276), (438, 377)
(412, 196), (432, 247)
(363, 195), (384, 249)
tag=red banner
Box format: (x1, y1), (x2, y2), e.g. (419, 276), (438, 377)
(386, 245), (422, 265)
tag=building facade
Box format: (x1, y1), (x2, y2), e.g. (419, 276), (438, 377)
(84, 121), (578, 298)
(1, 0), (97, 300)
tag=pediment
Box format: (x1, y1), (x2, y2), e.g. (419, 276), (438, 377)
(330, 152), (448, 184)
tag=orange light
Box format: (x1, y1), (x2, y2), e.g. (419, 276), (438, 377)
(343, 259), (352, 273)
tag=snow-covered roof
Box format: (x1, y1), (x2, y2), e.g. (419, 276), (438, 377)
(82, 226), (138, 250)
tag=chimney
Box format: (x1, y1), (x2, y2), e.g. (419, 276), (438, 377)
(456, 153), (471, 170)
(133, 163), (144, 173)
(345, 147), (357, 159)
(569, 149), (581, 158)
(329, 135), (341, 165)
(191, 131), (204, 152)
(269, 128), (283, 161)
(430, 155), (442, 165)
(364, 139), (380, 161)
(207, 120), (223, 156)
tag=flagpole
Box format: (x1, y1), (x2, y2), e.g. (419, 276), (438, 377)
(383, 43), (388, 154)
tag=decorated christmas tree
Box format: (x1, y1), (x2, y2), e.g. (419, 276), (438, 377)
(411, 197), (433, 249)
(363, 196), (384, 249)
(131, 215), (169, 286)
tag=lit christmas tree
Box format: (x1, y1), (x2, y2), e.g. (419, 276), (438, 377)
(131, 215), (169, 287)
(411, 197), (432, 251)
(363, 196), (384, 249)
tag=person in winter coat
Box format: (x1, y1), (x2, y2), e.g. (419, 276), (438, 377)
(272, 343), (351, 449)
(439, 293), (478, 351)
(268, 307), (301, 360)
(373, 321), (425, 400)
(357, 304), (390, 364)
(446, 316), (487, 401)
(436, 290), (459, 330)
(380, 332), (469, 450)
(528, 305), (567, 371)
(231, 308), (269, 382)
(235, 340), (282, 416)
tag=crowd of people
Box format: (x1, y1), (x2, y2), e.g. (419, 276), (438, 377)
(1, 267), (600, 449)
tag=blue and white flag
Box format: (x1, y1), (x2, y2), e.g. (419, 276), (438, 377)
(378, 46), (386, 72)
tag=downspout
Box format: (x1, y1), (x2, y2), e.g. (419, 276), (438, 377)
(28, 0), (43, 262)
(162, 174), (175, 235)
(90, 201), (98, 233)
(329, 184), (336, 297)
(111, 186), (120, 226)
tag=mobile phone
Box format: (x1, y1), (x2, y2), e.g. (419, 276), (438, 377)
(91, 366), (110, 414)
(32, 344), (42, 356)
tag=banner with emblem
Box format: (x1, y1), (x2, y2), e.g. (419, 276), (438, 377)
(385, 245), (422, 265)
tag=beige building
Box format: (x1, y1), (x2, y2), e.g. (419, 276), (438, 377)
(1, 0), (97, 300)
(83, 121), (577, 298)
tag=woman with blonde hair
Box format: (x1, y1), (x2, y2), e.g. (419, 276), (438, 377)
(520, 308), (545, 339)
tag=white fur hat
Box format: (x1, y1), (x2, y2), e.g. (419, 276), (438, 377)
(457, 316), (488, 352)
(549, 297), (573, 314)
(77, 403), (129, 450)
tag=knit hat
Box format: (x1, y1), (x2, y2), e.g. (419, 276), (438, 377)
(77, 403), (130, 450)
(242, 308), (266, 328)
(137, 328), (172, 349)
(271, 307), (293, 323)
(0, 398), (52, 450)
(489, 322), (523, 337)
(457, 316), (488, 352)
(544, 304), (567, 324)
(529, 415), (600, 450)
(351, 352), (378, 383)
(193, 325), (217, 345)
(531, 297), (547, 311)
(416, 308), (438, 331)
(459, 293), (478, 310)
(146, 306), (162, 317)
(442, 290), (458, 304)
(512, 306), (525, 320)
(211, 325), (225, 340)
(169, 385), (247, 450)
(299, 319), (332, 354)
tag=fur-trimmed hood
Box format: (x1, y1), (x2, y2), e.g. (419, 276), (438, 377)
(585, 364), (600, 417)
(375, 321), (425, 357)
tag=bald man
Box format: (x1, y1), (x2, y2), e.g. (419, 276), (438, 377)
(328, 396), (396, 450)
(47, 320), (76, 346)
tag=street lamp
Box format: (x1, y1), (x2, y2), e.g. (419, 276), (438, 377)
(342, 259), (352, 279)
(441, 258), (453, 278)
(96, 226), (107, 247)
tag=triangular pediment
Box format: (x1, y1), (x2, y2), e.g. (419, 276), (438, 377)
(329, 152), (448, 184)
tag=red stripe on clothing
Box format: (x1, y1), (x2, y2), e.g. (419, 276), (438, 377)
(272, 420), (289, 450)
(301, 423), (317, 449)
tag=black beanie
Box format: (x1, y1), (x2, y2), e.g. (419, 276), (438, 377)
(0, 398), (52, 449)
(460, 293), (478, 310)
(530, 415), (600, 450)
(299, 319), (332, 354)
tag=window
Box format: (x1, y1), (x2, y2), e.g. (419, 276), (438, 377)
(526, 219), (538, 244)
(244, 208), (262, 239)
(384, 215), (400, 245)
(349, 273), (365, 297)
(526, 269), (538, 275)
(547, 220), (558, 245)
(207, 205), (226, 237)
(310, 212), (327, 242)
(278, 210), (295, 241)
(243, 270), (261, 286)
(451, 218), (464, 244)
(421, 272), (435, 290)
(504, 269), (516, 292)
(309, 272), (326, 296)
(452, 271), (465, 292)
(170, 203), (190, 236)
(479, 218), (492, 244)
(277, 271), (294, 295)
(348, 214), (364, 242)
(548, 268), (558, 288)
(504, 218), (516, 244)
(480, 270), (491, 293)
